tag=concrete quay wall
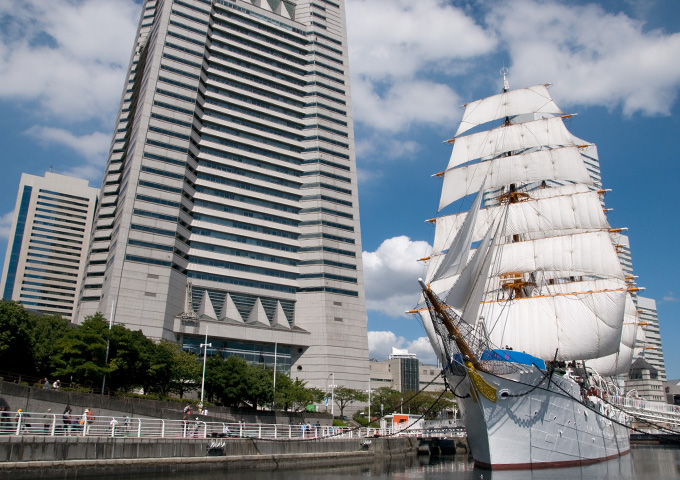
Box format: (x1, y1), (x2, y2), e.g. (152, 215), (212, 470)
(0, 436), (419, 479)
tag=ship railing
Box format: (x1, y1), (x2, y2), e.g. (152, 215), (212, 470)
(0, 412), (404, 440)
(610, 396), (680, 416)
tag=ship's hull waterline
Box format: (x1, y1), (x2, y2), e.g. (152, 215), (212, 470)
(449, 366), (630, 470)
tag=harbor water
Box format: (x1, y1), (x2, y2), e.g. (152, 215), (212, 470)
(87, 446), (680, 480)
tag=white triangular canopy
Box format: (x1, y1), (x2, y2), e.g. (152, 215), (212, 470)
(218, 293), (244, 323)
(247, 298), (270, 326)
(198, 291), (217, 320)
(456, 84), (562, 136)
(271, 301), (290, 329)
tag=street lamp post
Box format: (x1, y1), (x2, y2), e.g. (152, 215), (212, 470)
(101, 300), (116, 395)
(366, 379), (372, 425)
(200, 327), (211, 404)
(327, 373), (336, 417)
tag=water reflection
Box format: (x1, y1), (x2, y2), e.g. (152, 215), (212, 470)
(85, 446), (679, 480)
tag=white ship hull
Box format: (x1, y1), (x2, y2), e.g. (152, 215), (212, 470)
(448, 366), (630, 469)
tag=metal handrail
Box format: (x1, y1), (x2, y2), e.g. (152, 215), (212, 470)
(0, 412), (464, 439)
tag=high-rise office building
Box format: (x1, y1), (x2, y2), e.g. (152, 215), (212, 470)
(75, 0), (369, 391)
(634, 296), (667, 382)
(1, 172), (98, 319)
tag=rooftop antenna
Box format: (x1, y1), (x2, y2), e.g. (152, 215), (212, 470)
(500, 67), (509, 92)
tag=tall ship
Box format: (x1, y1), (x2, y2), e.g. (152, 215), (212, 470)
(413, 74), (641, 469)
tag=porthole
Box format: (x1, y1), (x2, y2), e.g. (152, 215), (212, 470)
(499, 389), (510, 400)
(297, 365), (302, 371)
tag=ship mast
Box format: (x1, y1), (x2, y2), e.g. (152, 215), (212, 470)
(418, 279), (485, 371)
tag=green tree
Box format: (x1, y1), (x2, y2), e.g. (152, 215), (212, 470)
(52, 313), (110, 387)
(403, 390), (455, 418)
(244, 366), (273, 409)
(273, 372), (295, 410)
(218, 355), (250, 407)
(31, 313), (70, 379)
(370, 387), (402, 417)
(204, 355), (231, 403)
(0, 300), (36, 375)
(333, 386), (368, 418)
(146, 339), (176, 397)
(107, 327), (156, 393)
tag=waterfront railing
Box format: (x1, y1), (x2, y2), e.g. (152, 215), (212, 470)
(0, 412), (467, 440)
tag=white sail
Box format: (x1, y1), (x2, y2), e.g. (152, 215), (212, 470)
(456, 84), (562, 136)
(432, 187), (484, 282)
(447, 116), (577, 171)
(434, 188), (609, 252)
(445, 218), (500, 324)
(418, 309), (449, 366)
(495, 231), (624, 280)
(586, 294), (641, 376)
(482, 286), (627, 360)
(439, 146), (593, 210)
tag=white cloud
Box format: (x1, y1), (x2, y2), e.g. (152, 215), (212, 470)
(347, 0), (496, 81)
(24, 126), (110, 183)
(0, 0), (140, 124)
(663, 292), (678, 302)
(362, 236), (432, 316)
(367, 331), (437, 364)
(487, 0), (680, 116)
(347, 0), (497, 132)
(0, 210), (14, 240)
(368, 331), (406, 360)
(352, 77), (463, 132)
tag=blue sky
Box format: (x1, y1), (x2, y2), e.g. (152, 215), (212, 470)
(0, 0), (679, 378)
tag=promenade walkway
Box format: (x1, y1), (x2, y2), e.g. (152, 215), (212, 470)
(0, 411), (396, 440)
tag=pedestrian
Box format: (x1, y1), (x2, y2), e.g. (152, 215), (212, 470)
(80, 409), (92, 435)
(43, 378), (50, 390)
(109, 417), (118, 435)
(183, 403), (191, 415)
(222, 424), (231, 437)
(192, 417), (201, 437)
(43, 408), (52, 435)
(203, 407), (209, 416)
(197, 401), (204, 415)
(16, 409), (30, 433)
(62, 405), (72, 435)
(85, 408), (95, 434)
(52, 380), (60, 390)
(123, 415), (131, 435)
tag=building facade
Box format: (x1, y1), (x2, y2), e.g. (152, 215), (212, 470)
(74, 0), (369, 390)
(634, 296), (667, 382)
(369, 348), (445, 393)
(1, 172), (99, 319)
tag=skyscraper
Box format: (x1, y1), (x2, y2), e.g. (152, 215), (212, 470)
(1, 172), (98, 319)
(75, 0), (369, 390)
(635, 296), (667, 382)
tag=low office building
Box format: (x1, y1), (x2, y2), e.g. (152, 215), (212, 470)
(369, 348), (444, 393)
